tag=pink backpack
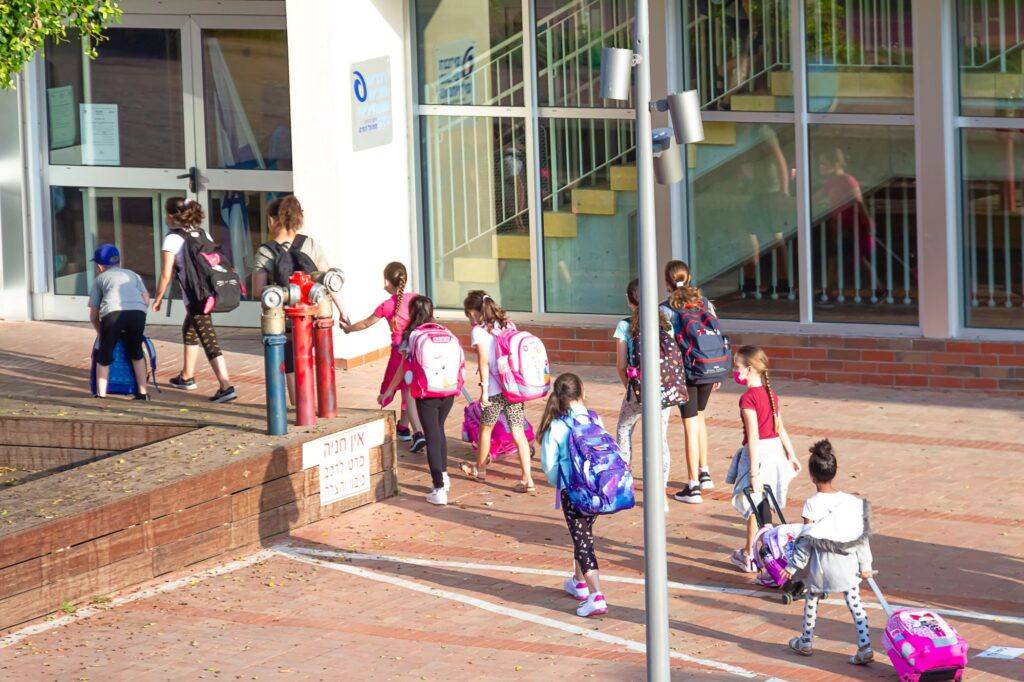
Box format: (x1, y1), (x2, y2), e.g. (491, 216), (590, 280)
(491, 324), (551, 403)
(407, 323), (465, 399)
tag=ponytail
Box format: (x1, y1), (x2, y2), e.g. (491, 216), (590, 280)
(626, 278), (671, 336)
(463, 290), (509, 329)
(664, 259), (704, 311)
(536, 373), (584, 443)
(165, 197), (205, 229)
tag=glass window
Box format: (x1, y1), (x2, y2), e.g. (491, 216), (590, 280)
(688, 122), (798, 320)
(809, 125), (917, 324)
(207, 190), (278, 282)
(202, 30), (292, 170)
(684, 0), (793, 112)
(804, 0), (913, 114)
(421, 116), (532, 312)
(45, 29), (185, 168)
(957, 1), (1024, 117)
(541, 117), (637, 314)
(416, 0), (525, 106)
(536, 0), (634, 109)
(961, 129), (1024, 329)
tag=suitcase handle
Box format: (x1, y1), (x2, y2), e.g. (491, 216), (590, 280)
(865, 574), (893, 618)
(743, 484), (787, 528)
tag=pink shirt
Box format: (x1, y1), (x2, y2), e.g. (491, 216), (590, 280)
(374, 292), (420, 347)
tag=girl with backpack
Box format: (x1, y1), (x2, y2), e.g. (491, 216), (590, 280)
(379, 296), (463, 506)
(663, 260), (723, 504)
(614, 279), (677, 509)
(538, 373), (611, 618)
(251, 196), (350, 403)
(726, 345), (802, 573)
(459, 290), (536, 493)
(152, 198), (236, 403)
(340, 262), (426, 453)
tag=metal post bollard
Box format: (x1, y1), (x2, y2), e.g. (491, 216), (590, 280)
(260, 292), (288, 436)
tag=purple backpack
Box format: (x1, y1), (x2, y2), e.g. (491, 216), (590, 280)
(560, 411), (635, 515)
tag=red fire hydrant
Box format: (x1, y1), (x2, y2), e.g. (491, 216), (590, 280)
(285, 272), (320, 427)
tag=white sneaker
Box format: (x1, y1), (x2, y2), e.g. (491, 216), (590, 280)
(699, 470), (715, 491)
(563, 577), (589, 601)
(426, 488), (448, 505)
(576, 593), (608, 618)
(442, 472), (450, 492)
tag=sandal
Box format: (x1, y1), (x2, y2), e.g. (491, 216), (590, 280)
(788, 637), (813, 656)
(459, 462), (486, 482)
(512, 481), (536, 494)
(848, 646), (874, 666)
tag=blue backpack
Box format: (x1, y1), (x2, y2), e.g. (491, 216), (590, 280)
(560, 411), (635, 515)
(90, 337), (159, 396)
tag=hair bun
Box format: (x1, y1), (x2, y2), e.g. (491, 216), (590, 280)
(810, 439), (833, 458)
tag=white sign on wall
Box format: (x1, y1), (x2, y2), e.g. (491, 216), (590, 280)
(301, 419), (386, 506)
(434, 39), (475, 104)
(350, 56), (393, 151)
(47, 86), (76, 149)
(79, 104), (120, 165)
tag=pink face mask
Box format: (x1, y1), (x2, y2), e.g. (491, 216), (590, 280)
(733, 371), (747, 386)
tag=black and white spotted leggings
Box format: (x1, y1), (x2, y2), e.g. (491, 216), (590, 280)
(561, 489), (598, 573)
(801, 584), (870, 648)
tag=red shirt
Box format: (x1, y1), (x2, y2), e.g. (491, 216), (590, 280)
(739, 386), (780, 444)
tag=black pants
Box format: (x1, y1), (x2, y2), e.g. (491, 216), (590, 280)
(417, 396), (454, 489)
(679, 381), (714, 419)
(561, 489), (598, 573)
(97, 310), (146, 366)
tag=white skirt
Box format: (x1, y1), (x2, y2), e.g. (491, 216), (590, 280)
(727, 438), (796, 519)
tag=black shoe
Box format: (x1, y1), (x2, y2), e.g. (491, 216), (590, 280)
(396, 425), (413, 442)
(673, 484), (703, 504)
(169, 374), (197, 391)
(698, 470), (714, 491)
(133, 393), (151, 402)
(411, 432), (427, 453)
(209, 386), (237, 403)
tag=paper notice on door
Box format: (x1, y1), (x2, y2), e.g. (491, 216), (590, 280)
(80, 104), (120, 165)
(47, 86), (76, 149)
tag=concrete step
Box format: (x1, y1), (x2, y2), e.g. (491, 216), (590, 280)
(571, 187), (616, 215)
(543, 211), (578, 238)
(610, 165), (637, 192)
(770, 70), (913, 98)
(492, 233), (530, 261)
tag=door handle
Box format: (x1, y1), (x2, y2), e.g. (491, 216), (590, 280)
(176, 166), (200, 194)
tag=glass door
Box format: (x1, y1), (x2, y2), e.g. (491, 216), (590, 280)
(42, 12), (290, 326)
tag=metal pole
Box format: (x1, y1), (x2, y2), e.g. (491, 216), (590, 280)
(634, 1), (670, 679)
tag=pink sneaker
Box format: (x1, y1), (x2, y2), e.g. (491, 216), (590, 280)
(563, 577), (589, 601)
(730, 549), (756, 573)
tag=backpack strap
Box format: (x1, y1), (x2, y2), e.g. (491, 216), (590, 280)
(143, 336), (161, 393)
(291, 234), (308, 252)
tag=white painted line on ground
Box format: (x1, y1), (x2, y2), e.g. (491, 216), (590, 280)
(287, 547), (1024, 627)
(0, 549), (277, 649)
(976, 646), (1024, 660)
(275, 545), (788, 682)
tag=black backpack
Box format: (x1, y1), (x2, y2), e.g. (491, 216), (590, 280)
(173, 228), (243, 313)
(265, 234), (319, 287)
(625, 318), (689, 408)
(674, 300), (731, 384)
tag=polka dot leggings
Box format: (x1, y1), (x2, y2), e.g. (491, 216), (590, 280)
(561, 489), (598, 573)
(800, 584), (870, 648)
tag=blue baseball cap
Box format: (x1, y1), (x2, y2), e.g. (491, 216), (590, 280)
(92, 244), (121, 266)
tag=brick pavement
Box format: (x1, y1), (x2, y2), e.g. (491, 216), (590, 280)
(1, 320), (1023, 681)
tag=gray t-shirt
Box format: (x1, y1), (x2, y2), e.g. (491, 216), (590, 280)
(253, 235), (327, 274)
(88, 268), (149, 318)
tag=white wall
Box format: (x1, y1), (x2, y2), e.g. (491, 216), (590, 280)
(286, 0), (412, 360)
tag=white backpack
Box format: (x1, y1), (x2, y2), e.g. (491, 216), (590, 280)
(407, 323), (465, 399)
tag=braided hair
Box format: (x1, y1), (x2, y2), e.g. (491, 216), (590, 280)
(735, 345), (781, 432)
(383, 262), (408, 332)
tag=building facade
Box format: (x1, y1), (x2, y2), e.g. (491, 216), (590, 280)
(1, 0), (1022, 390)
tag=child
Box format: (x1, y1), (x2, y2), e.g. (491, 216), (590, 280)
(614, 279), (673, 508)
(459, 290), (535, 493)
(341, 262), (426, 452)
(87, 244), (151, 400)
(379, 296), (455, 505)
(538, 373), (608, 618)
(726, 345), (801, 572)
(662, 260), (718, 504)
(785, 439), (874, 666)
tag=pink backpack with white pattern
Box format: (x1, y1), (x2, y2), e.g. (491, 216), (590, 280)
(491, 323), (551, 403)
(407, 323), (465, 399)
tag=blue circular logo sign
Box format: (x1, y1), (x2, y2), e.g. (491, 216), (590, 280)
(461, 46), (474, 80)
(353, 70), (368, 102)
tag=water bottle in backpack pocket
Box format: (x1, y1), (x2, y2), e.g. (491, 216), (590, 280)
(625, 320), (689, 408)
(560, 411), (635, 515)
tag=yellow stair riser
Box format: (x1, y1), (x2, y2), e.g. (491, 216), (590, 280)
(492, 234), (531, 260)
(543, 211), (578, 238)
(610, 165), (637, 192)
(572, 188), (616, 215)
(771, 70), (913, 98)
(453, 257), (500, 283)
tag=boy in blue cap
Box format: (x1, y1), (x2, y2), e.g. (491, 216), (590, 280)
(88, 244), (151, 400)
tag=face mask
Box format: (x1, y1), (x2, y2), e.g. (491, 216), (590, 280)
(733, 371), (747, 386)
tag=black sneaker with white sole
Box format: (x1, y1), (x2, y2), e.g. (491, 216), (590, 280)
(698, 470), (714, 490)
(133, 393), (151, 402)
(673, 484), (703, 504)
(169, 374), (197, 391)
(396, 425), (413, 442)
(411, 432), (427, 453)
(209, 386), (237, 403)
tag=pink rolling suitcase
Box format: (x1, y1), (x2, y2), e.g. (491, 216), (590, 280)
(460, 388), (535, 461)
(867, 576), (969, 682)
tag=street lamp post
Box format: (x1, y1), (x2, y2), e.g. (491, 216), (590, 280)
(600, 3), (703, 679)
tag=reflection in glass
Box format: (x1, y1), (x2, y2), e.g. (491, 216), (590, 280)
(541, 118), (637, 314)
(202, 30), (291, 170)
(684, 0), (792, 112)
(809, 125), (917, 324)
(421, 117), (531, 311)
(416, 0), (525, 106)
(688, 122), (798, 321)
(804, 0), (913, 114)
(957, 1), (1024, 117)
(961, 129), (1024, 329)
(535, 0), (634, 108)
(45, 29), (185, 168)
(207, 191), (276, 280)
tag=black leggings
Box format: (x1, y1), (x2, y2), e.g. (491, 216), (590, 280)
(679, 381), (714, 419)
(417, 396), (454, 489)
(96, 310), (146, 366)
(182, 309), (222, 360)
(561, 489), (598, 573)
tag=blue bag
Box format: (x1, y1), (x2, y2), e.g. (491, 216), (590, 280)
(560, 411), (635, 515)
(90, 336), (158, 396)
